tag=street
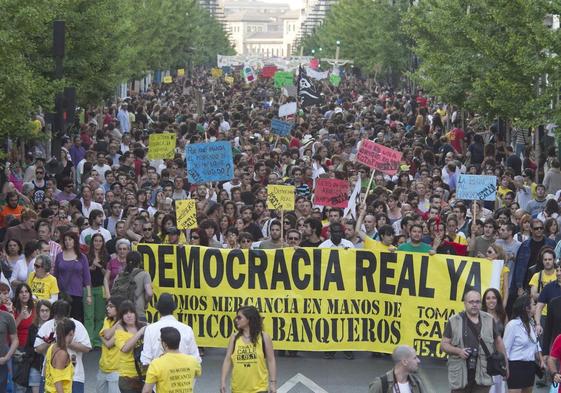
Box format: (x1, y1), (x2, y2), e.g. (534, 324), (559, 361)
(82, 348), (552, 392)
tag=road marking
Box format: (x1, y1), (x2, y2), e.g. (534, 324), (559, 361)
(278, 373), (329, 393)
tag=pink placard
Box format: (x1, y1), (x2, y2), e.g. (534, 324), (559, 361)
(356, 140), (402, 175)
(314, 178), (349, 208)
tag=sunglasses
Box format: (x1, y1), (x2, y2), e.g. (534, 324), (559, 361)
(143, 227), (152, 231)
(533, 227), (544, 230)
(34, 264), (42, 269)
(288, 237), (300, 241)
(191, 236), (200, 240)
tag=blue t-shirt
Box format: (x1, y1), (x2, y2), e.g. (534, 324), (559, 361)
(538, 281), (561, 304)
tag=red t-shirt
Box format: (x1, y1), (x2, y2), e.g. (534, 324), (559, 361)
(13, 309), (34, 347)
(550, 334), (561, 360)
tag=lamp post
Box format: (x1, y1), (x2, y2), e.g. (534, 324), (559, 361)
(335, 40), (340, 62)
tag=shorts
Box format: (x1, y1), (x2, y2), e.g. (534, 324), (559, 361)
(28, 367), (41, 387)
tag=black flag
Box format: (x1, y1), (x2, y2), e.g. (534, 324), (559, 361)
(297, 66), (322, 107)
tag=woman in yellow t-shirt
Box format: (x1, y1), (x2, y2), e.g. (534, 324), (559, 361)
(115, 300), (146, 393)
(44, 318), (75, 393)
(97, 296), (124, 393)
(28, 254), (59, 303)
(220, 306), (277, 393)
(486, 244), (509, 308)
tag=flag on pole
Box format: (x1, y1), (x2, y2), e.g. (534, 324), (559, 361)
(297, 66), (322, 107)
(344, 172), (362, 219)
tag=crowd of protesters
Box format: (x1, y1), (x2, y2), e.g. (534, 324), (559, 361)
(1, 66), (561, 392)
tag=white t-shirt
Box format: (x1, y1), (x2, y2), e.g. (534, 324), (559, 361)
(9, 256), (28, 283)
(397, 382), (413, 393)
(34, 318), (92, 383)
(79, 226), (112, 245)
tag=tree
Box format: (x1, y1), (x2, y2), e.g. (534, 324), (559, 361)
(300, 0), (412, 86)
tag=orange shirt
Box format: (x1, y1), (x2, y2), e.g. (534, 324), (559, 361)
(0, 205), (24, 228)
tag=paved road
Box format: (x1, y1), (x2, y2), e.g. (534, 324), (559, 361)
(82, 348), (553, 392)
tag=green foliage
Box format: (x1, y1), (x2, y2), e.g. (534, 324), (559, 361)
(405, 0), (561, 127)
(300, 0), (412, 85)
(0, 0), (232, 140)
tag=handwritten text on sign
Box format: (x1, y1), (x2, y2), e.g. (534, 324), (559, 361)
(267, 185), (295, 211)
(175, 200), (197, 229)
(186, 142), (234, 184)
(314, 178), (349, 208)
(356, 140), (402, 175)
(147, 133), (176, 160)
(456, 175), (497, 201)
(271, 119), (293, 137)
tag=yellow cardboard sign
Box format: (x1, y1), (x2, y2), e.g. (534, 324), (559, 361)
(211, 68), (223, 78)
(175, 200), (197, 229)
(147, 133), (176, 160)
(224, 76), (234, 85)
(267, 185), (295, 211)
(137, 244), (502, 355)
(177, 68), (185, 77)
(163, 75), (173, 84)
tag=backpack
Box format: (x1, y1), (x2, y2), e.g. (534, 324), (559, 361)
(111, 268), (142, 301)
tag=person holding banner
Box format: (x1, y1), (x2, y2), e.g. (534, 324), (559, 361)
(220, 306), (276, 393)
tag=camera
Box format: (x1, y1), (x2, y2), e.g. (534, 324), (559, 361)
(465, 347), (478, 370)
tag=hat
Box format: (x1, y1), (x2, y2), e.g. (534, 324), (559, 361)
(166, 227), (180, 236)
(301, 135), (315, 149)
(156, 293), (176, 314)
(400, 164), (410, 172)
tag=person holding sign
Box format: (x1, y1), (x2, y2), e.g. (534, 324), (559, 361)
(220, 306), (276, 393)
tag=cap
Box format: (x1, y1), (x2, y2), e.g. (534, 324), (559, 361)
(156, 293), (176, 314)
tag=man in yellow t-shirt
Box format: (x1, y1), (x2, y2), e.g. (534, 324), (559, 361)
(142, 327), (201, 393)
(531, 249), (558, 321)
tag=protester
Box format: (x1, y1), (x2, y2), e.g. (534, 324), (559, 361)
(43, 318), (75, 393)
(140, 293), (200, 365)
(368, 345), (427, 393)
(97, 296), (124, 393)
(441, 289), (507, 392)
(504, 296), (544, 392)
(220, 306), (276, 393)
(481, 288), (507, 393)
(27, 254), (58, 302)
(142, 327), (201, 393)
(114, 300), (146, 393)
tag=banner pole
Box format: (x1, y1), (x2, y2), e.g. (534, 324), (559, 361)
(281, 209), (284, 242)
(362, 169), (376, 205)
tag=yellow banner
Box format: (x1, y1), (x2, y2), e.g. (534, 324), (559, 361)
(267, 185), (295, 211)
(163, 75), (173, 84)
(137, 245), (502, 357)
(175, 200), (197, 229)
(147, 133), (176, 160)
(177, 68), (185, 77)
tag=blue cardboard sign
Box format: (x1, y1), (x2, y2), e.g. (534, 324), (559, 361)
(456, 174), (497, 201)
(271, 119), (293, 137)
(185, 141), (234, 184)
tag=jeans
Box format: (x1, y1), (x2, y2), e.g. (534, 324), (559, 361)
(0, 364), (10, 393)
(96, 371), (120, 393)
(84, 286), (105, 348)
(72, 381), (84, 393)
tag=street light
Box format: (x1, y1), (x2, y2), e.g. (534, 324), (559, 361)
(335, 40), (340, 62)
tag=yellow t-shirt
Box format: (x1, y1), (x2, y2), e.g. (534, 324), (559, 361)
(363, 237), (390, 252)
(530, 270), (557, 315)
(99, 318), (119, 373)
(231, 335), (269, 393)
(44, 344), (74, 393)
(28, 273), (59, 301)
(115, 329), (137, 377)
(145, 352), (201, 393)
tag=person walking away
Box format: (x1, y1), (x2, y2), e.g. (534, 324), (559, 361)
(142, 327), (201, 393)
(368, 345), (427, 393)
(97, 296), (124, 393)
(441, 289), (508, 393)
(140, 293), (200, 366)
(504, 296), (544, 392)
(44, 318), (75, 393)
(220, 306), (276, 393)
